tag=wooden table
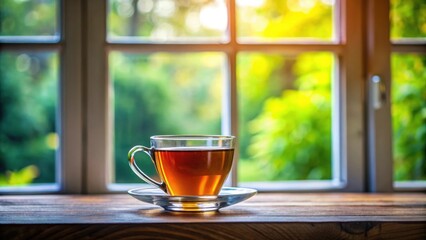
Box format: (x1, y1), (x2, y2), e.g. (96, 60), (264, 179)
(1, 193), (425, 239)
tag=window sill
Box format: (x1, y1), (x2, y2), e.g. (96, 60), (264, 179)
(0, 183), (60, 194)
(1, 193), (425, 239)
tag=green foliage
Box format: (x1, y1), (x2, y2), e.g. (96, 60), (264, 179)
(392, 54), (426, 180)
(238, 53), (332, 181)
(237, 0), (333, 39)
(248, 89), (331, 180)
(390, 0), (426, 38)
(0, 52), (58, 184)
(0, 165), (39, 186)
(108, 0), (221, 38)
(389, 1), (426, 181)
(237, 53), (286, 163)
(0, 0), (58, 36)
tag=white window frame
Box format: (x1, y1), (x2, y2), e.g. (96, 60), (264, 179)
(0, 0), (83, 194)
(2, 0), (424, 194)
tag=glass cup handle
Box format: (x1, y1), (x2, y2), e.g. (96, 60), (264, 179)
(128, 145), (167, 193)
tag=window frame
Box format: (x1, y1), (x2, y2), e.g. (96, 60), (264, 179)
(61, 0), (84, 194)
(2, 0), (424, 194)
(0, 0), (83, 194)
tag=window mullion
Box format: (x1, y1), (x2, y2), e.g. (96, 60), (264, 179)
(339, 0), (366, 192)
(365, 0), (393, 192)
(226, 0), (238, 186)
(60, 0), (84, 193)
(85, 0), (109, 193)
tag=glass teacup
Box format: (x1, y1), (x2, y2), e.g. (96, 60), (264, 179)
(128, 135), (235, 196)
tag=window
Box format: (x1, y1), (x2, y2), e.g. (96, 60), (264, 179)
(390, 0), (426, 189)
(1, 0), (424, 193)
(0, 0), (61, 190)
(0, 0), (83, 193)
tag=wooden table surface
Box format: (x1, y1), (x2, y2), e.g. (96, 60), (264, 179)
(1, 192), (425, 239)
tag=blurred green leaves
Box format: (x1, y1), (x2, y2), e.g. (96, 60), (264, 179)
(0, 0), (58, 37)
(238, 52), (333, 182)
(0, 165), (39, 186)
(237, 0), (334, 40)
(392, 54), (426, 181)
(390, 0), (426, 39)
(0, 52), (58, 185)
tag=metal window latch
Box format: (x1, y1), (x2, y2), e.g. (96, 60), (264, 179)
(370, 75), (386, 110)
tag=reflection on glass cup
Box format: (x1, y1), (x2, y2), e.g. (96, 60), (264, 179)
(128, 135), (235, 196)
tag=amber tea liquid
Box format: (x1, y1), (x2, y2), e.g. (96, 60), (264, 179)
(154, 147), (234, 196)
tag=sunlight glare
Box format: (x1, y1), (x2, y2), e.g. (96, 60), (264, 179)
(287, 0), (316, 13)
(199, 1), (228, 31)
(186, 11), (201, 33)
(116, 0), (134, 18)
(137, 0), (154, 13)
(154, 0), (176, 18)
(321, 0), (335, 6)
(16, 54), (31, 72)
(152, 23), (176, 39)
(46, 133), (59, 150)
(236, 0), (265, 8)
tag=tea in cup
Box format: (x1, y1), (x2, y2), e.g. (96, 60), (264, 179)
(128, 135), (235, 196)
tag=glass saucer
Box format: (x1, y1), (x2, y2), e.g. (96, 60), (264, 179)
(128, 187), (257, 212)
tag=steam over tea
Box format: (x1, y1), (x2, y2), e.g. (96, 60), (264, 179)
(154, 147), (234, 196)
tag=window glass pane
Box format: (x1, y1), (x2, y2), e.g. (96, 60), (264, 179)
(110, 52), (225, 183)
(0, 51), (59, 186)
(238, 52), (333, 182)
(391, 54), (426, 181)
(108, 0), (228, 42)
(0, 0), (59, 40)
(237, 0), (335, 42)
(390, 0), (426, 40)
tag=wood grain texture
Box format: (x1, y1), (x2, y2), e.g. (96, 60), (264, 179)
(1, 193), (425, 239)
(1, 223), (425, 240)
